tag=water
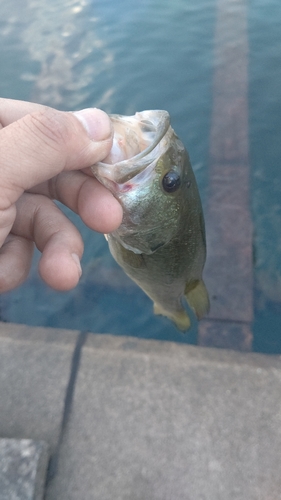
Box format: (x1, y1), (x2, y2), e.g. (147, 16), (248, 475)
(0, 0), (280, 351)
(248, 0), (281, 352)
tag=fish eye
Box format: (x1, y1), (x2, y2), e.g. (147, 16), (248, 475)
(162, 170), (181, 193)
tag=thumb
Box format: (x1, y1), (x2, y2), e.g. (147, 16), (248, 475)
(0, 106), (113, 208)
(0, 105), (113, 251)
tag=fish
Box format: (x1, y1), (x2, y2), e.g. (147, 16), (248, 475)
(91, 110), (209, 330)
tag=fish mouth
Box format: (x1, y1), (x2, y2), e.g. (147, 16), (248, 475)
(91, 110), (171, 186)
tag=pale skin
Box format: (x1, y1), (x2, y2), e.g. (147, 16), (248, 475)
(0, 98), (123, 293)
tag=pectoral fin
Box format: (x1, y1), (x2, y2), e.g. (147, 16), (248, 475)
(184, 279), (210, 320)
(153, 303), (191, 331)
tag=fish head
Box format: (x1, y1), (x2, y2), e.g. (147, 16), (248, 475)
(91, 110), (196, 255)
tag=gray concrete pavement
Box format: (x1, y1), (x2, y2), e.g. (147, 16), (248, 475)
(46, 333), (281, 500)
(0, 439), (49, 500)
(1, 322), (281, 499)
(0, 322), (78, 451)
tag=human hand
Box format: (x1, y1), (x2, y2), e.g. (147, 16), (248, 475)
(0, 98), (122, 293)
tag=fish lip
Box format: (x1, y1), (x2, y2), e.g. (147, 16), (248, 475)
(107, 110), (170, 163)
(91, 110), (171, 185)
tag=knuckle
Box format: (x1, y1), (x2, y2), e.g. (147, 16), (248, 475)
(24, 108), (73, 151)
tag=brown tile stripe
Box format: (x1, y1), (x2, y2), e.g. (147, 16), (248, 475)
(198, 0), (254, 350)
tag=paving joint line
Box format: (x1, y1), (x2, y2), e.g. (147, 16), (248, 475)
(45, 329), (89, 487)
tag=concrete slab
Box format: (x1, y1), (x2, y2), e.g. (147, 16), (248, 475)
(198, 319), (253, 352)
(0, 439), (49, 500)
(199, 0), (253, 350)
(0, 322), (78, 452)
(46, 334), (281, 500)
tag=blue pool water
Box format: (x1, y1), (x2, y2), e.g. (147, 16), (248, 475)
(0, 0), (280, 351)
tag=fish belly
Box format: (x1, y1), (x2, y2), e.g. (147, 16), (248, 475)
(107, 235), (209, 331)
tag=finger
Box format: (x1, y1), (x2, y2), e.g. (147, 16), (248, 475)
(0, 104), (113, 248)
(0, 234), (34, 293)
(29, 171), (123, 233)
(0, 106), (112, 202)
(12, 193), (84, 291)
(0, 98), (48, 127)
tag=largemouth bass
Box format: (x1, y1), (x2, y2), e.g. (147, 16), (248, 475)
(91, 110), (209, 330)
